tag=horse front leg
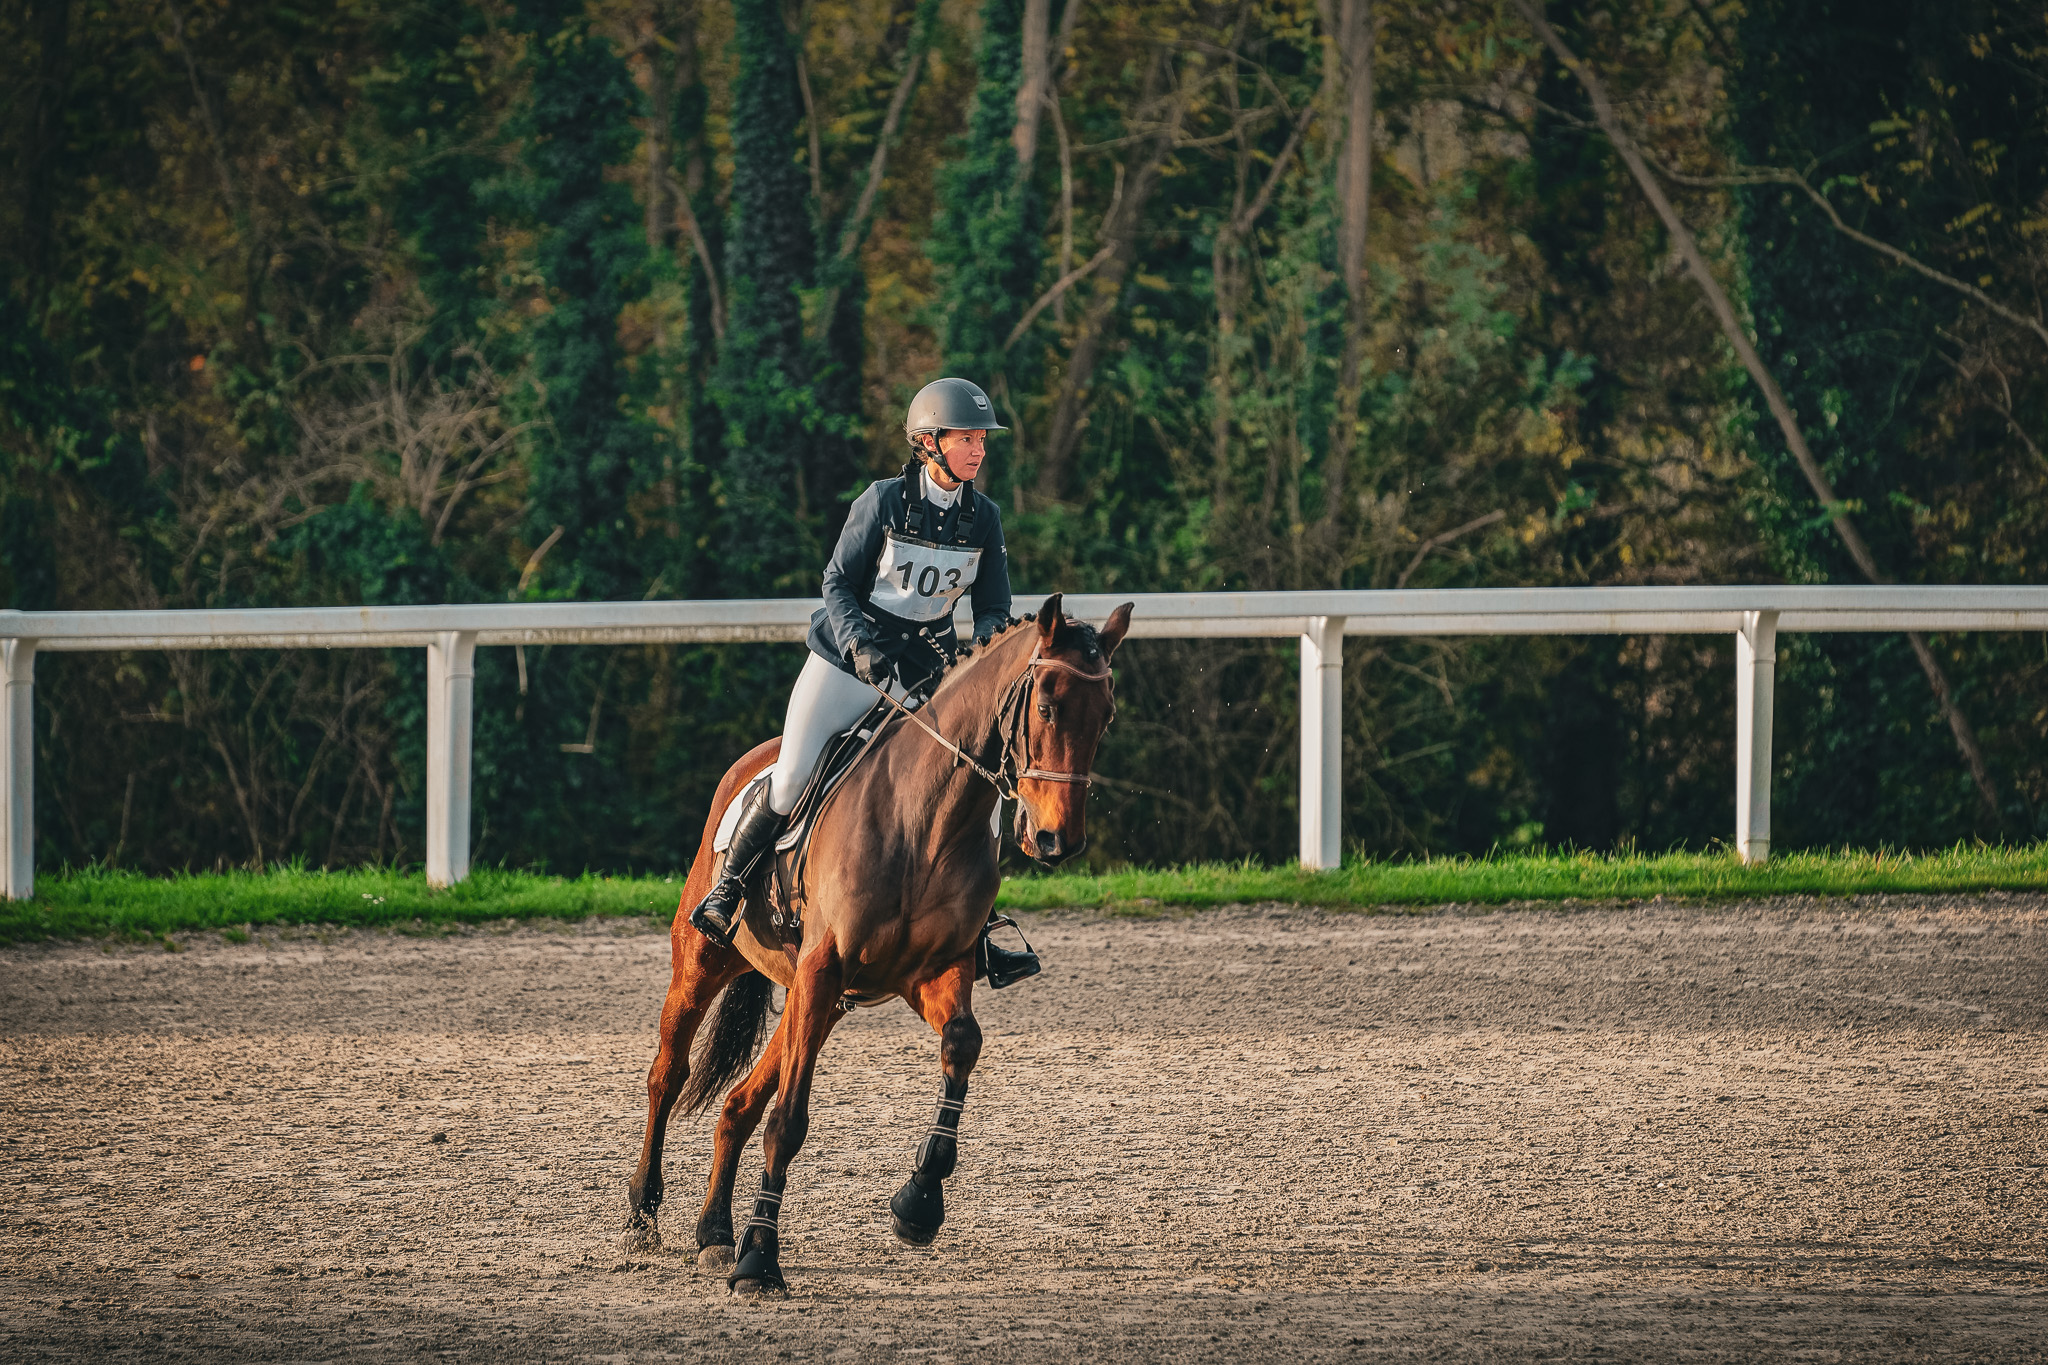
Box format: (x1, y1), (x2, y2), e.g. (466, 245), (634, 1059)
(891, 954), (982, 1246)
(623, 929), (745, 1252)
(729, 944), (846, 1298)
(692, 1007), (792, 1268)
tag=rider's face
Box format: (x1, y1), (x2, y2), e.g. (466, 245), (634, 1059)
(925, 429), (987, 485)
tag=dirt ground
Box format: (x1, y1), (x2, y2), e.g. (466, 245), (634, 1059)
(2, 896), (2045, 1363)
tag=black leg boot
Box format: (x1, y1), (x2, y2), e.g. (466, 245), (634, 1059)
(976, 913), (1041, 989)
(689, 782), (784, 947)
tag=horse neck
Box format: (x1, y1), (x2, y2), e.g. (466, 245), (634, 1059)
(922, 626), (1037, 750)
(887, 627), (1035, 829)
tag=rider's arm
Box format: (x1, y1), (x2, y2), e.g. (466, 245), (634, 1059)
(821, 482), (889, 660)
(969, 496), (1012, 643)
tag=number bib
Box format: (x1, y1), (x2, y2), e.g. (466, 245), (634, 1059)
(870, 531), (981, 623)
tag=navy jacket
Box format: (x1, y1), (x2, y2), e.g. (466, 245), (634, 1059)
(806, 472), (1012, 687)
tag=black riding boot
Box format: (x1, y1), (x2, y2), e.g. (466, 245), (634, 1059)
(689, 782), (784, 947)
(977, 914), (1041, 989)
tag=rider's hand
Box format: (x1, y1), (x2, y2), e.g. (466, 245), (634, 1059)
(851, 642), (888, 687)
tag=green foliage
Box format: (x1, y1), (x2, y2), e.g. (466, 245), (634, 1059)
(930, 0), (1041, 405)
(0, 0), (2042, 881)
(506, 0), (665, 601)
(1733, 0), (2048, 843)
(714, 0), (824, 592)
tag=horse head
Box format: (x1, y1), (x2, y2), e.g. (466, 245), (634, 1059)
(1009, 592), (1132, 867)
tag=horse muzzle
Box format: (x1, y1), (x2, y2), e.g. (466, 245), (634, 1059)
(1028, 828), (1087, 867)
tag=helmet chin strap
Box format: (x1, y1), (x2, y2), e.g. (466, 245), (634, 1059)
(922, 434), (964, 486)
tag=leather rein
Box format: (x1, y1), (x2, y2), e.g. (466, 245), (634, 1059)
(861, 641), (1113, 801)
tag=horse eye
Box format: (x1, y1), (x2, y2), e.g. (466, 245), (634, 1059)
(1036, 702), (1053, 720)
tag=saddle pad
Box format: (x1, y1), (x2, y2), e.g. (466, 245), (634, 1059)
(712, 773), (771, 853)
(710, 698), (893, 858)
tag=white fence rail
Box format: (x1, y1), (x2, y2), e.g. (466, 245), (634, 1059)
(4, 585), (2046, 898)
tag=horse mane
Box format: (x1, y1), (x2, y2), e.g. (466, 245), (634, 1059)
(926, 609), (1100, 705)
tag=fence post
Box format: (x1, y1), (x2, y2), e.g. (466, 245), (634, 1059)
(1735, 609), (1778, 865)
(1299, 616), (1344, 870)
(1, 638), (32, 900)
(425, 631), (477, 888)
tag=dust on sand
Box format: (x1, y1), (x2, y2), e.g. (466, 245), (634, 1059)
(2, 896), (2045, 1362)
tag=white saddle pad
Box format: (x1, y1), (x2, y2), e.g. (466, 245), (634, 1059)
(713, 774), (772, 853)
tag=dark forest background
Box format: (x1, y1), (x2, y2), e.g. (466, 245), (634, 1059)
(3, 0), (2046, 875)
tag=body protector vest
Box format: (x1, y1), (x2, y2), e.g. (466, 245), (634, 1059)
(866, 463), (982, 625)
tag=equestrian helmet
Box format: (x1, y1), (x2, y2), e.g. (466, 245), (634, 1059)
(904, 377), (1007, 443)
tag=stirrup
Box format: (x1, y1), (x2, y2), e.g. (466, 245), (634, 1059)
(977, 914), (1041, 989)
(691, 783), (783, 948)
(689, 876), (746, 948)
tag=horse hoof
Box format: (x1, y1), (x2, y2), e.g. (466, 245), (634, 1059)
(618, 1222), (661, 1254)
(697, 1244), (735, 1270)
(730, 1277), (786, 1301)
(891, 1215), (939, 1248)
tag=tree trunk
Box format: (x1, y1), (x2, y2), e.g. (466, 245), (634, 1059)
(1319, 0), (1377, 563)
(23, 0), (70, 285)
(1013, 0), (1052, 170)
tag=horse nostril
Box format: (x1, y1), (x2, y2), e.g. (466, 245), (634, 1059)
(1035, 830), (1060, 860)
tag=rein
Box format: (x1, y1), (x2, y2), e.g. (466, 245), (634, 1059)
(860, 638), (1113, 799)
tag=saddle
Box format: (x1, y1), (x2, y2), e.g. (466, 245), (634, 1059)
(712, 697), (895, 942)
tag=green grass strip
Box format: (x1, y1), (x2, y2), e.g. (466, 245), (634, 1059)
(998, 844), (2048, 912)
(0, 866), (687, 945)
(5, 844), (2045, 944)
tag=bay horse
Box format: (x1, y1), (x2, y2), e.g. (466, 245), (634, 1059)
(623, 593), (1133, 1296)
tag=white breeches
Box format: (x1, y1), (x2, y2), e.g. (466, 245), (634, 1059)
(768, 652), (903, 815)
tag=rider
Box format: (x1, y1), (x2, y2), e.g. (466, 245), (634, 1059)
(688, 377), (1040, 986)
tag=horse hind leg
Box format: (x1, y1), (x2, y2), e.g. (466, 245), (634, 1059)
(891, 956), (982, 1247)
(622, 935), (744, 1252)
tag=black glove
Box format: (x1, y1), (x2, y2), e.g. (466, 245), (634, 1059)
(851, 641), (888, 687)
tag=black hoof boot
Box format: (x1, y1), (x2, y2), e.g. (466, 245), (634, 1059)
(728, 1172), (788, 1296)
(728, 1231), (785, 1297)
(890, 1172), (945, 1246)
(978, 914), (1041, 989)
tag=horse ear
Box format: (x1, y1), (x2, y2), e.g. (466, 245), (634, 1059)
(1037, 593), (1063, 642)
(1099, 602), (1134, 657)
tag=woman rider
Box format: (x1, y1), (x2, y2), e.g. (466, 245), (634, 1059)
(688, 377), (1040, 986)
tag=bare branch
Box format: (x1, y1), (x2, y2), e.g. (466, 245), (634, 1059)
(1231, 98), (1318, 236)
(794, 0), (825, 208)
(1394, 510), (1505, 589)
(1644, 156), (2048, 354)
(835, 3), (937, 264)
(661, 167), (725, 339)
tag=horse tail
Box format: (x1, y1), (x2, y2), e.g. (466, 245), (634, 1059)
(677, 971), (774, 1115)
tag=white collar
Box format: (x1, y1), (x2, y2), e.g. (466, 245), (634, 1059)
(921, 471), (962, 509)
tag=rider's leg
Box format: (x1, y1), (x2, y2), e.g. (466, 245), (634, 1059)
(766, 652), (888, 814)
(691, 653), (882, 946)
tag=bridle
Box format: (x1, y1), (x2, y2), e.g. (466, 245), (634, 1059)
(862, 638), (1114, 801)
